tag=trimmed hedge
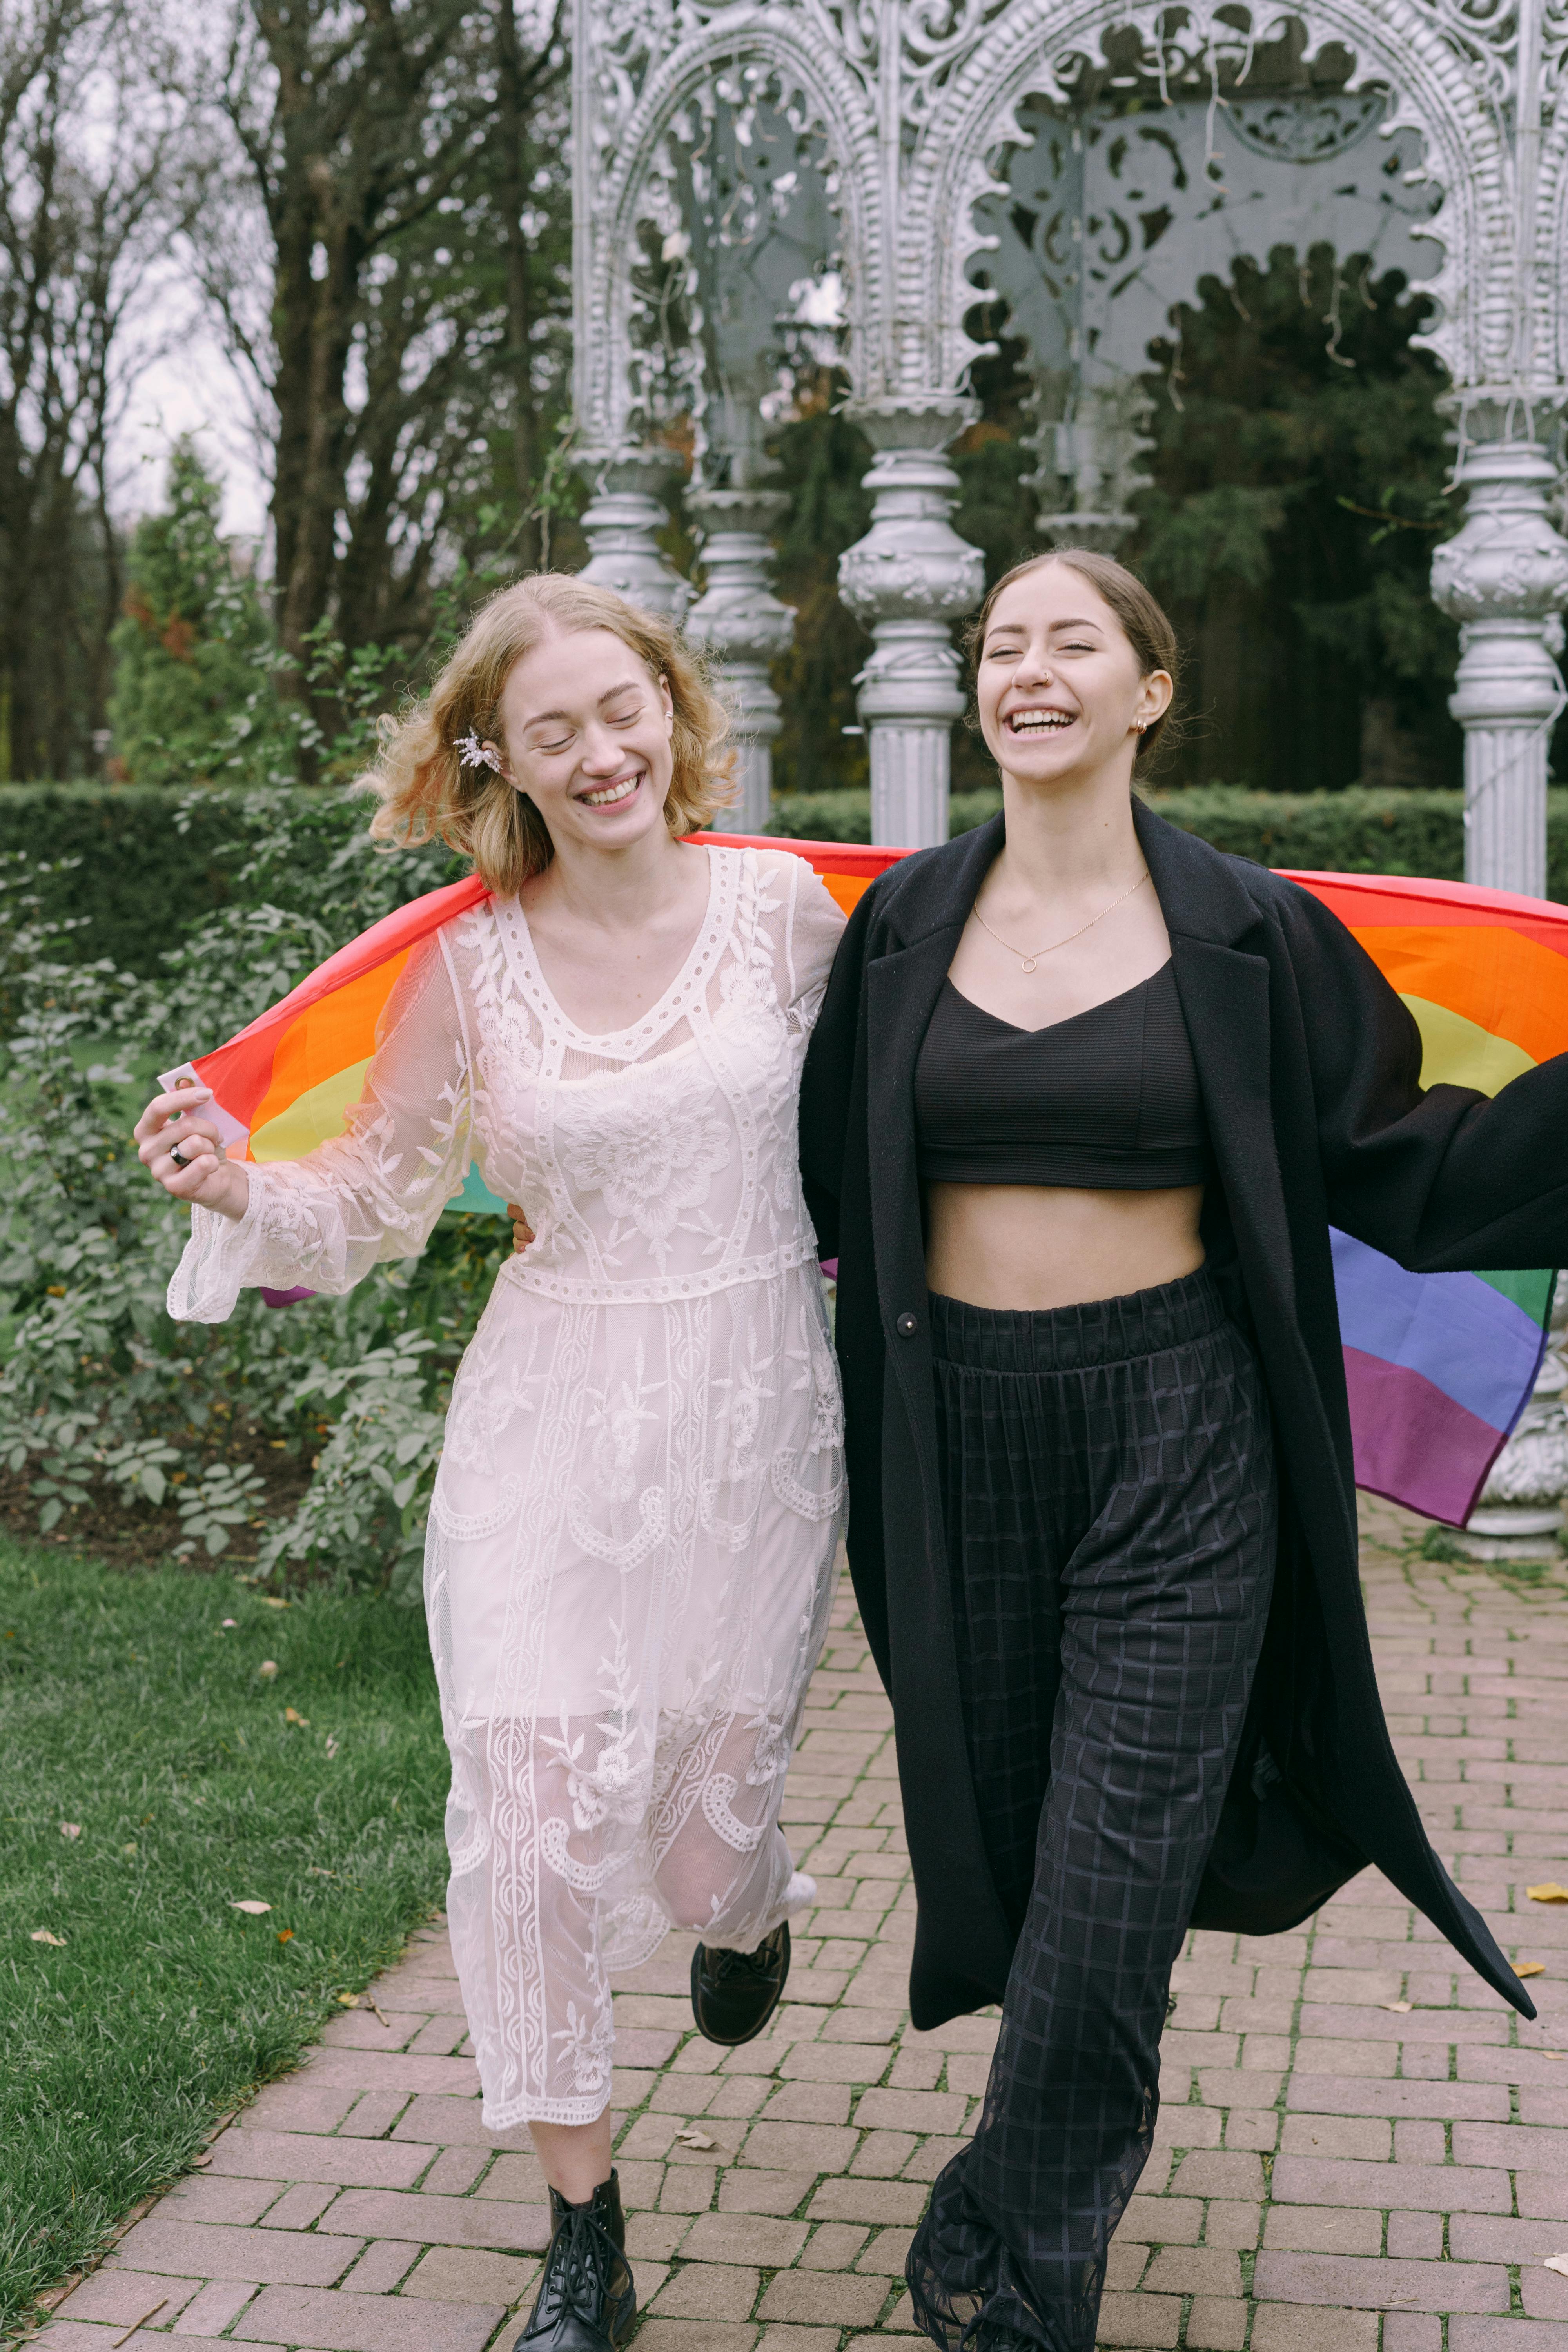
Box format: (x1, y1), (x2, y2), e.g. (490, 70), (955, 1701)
(766, 783), (1568, 902)
(0, 785), (461, 975)
(7, 781), (1568, 975)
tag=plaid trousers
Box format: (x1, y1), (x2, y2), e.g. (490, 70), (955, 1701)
(905, 1268), (1276, 2352)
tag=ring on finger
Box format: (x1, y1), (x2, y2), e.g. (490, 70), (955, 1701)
(169, 1144), (191, 1170)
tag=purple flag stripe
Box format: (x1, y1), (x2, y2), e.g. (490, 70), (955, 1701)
(1342, 1347), (1515, 1528)
(1330, 1227), (1544, 1432)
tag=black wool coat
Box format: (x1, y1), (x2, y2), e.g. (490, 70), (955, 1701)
(798, 803), (1564, 2032)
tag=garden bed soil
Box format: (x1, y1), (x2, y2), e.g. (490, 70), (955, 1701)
(0, 1446), (313, 1573)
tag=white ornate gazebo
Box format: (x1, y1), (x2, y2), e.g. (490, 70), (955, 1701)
(569, 0), (1568, 896)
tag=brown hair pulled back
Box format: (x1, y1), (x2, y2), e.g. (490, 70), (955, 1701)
(361, 573), (735, 896)
(963, 549), (1183, 769)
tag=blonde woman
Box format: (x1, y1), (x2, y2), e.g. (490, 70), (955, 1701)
(133, 575), (848, 2352)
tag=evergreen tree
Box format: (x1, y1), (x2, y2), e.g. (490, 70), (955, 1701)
(1138, 246), (1460, 792)
(107, 443), (280, 787)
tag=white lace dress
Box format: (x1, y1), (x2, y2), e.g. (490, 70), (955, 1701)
(169, 845), (848, 2126)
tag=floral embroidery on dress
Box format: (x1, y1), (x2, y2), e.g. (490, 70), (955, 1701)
(553, 2000), (616, 2098)
(556, 1054), (732, 1271)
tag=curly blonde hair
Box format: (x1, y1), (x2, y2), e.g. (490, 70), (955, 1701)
(362, 573), (736, 894)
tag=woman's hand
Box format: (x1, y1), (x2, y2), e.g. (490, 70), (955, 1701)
(134, 1084), (251, 1221)
(508, 1203), (535, 1254)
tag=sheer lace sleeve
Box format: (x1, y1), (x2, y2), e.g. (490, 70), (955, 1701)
(167, 931), (472, 1325)
(759, 849), (847, 1031)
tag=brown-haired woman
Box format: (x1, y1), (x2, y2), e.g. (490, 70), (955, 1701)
(799, 548), (1559, 2350)
(133, 574), (849, 2351)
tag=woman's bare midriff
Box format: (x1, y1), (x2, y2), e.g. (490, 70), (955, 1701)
(924, 1181), (1205, 1313)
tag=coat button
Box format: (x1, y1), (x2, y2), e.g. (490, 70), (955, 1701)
(896, 1312), (918, 1338)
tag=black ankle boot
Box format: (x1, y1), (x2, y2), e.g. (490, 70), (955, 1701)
(690, 1919), (791, 2045)
(515, 2171), (636, 2350)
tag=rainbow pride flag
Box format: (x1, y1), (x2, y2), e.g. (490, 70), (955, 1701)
(1288, 870), (1563, 1524)
(161, 844), (1563, 1527)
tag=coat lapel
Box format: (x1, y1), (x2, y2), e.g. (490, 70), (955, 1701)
(1136, 804), (1295, 1299)
(864, 817), (1004, 1396)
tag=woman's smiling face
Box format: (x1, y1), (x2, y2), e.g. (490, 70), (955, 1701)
(975, 563), (1171, 786)
(497, 626), (676, 855)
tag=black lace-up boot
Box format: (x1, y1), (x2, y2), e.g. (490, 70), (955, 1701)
(690, 1920), (791, 2045)
(515, 2171), (635, 2351)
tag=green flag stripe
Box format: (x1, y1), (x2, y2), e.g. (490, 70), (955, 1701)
(1475, 1267), (1556, 1326)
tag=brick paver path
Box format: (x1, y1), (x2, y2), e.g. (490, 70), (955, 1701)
(37, 1502), (1568, 2352)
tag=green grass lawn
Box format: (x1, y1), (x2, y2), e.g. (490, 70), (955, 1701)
(0, 1536), (449, 2333)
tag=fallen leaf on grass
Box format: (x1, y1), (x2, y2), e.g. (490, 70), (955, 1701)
(230, 1900), (272, 1915)
(1528, 1883), (1568, 1904)
(325, 1735), (339, 1759)
(1544, 2254), (1568, 2278)
(1381, 2000), (1414, 2013)
(337, 1993), (360, 2007)
(58, 1823), (80, 1840)
(29, 1929), (65, 1946)
(257, 1660), (278, 1680)
(277, 1929), (294, 1944)
(283, 1706), (310, 1728)
(1515, 1961), (1546, 1978)
(261, 1596), (289, 1609)
(674, 2125), (721, 2151)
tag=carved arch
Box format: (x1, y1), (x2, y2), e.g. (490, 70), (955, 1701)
(903, 0), (1511, 401)
(577, 25), (882, 448)
(1534, 23), (1568, 389)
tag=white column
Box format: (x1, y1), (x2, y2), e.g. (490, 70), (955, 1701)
(1430, 428), (1568, 898)
(836, 398), (986, 849)
(684, 486), (794, 834)
(1430, 415), (1568, 1555)
(574, 445), (691, 622)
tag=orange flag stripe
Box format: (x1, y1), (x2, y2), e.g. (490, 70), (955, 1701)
(1344, 923), (1568, 1067)
(247, 949), (416, 1143)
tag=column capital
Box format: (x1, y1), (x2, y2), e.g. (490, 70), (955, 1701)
(573, 444), (690, 622)
(1430, 439), (1568, 628)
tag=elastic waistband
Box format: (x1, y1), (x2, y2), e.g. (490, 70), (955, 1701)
(929, 1265), (1228, 1375)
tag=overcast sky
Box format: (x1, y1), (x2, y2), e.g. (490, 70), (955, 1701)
(111, 269), (271, 544)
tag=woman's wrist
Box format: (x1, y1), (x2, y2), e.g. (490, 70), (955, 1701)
(198, 1159), (252, 1223)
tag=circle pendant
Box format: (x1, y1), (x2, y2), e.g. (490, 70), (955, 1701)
(1020, 957), (1037, 974)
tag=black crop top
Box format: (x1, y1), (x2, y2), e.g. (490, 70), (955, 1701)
(914, 960), (1209, 1190)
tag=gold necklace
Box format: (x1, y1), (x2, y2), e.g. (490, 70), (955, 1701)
(971, 869), (1151, 975)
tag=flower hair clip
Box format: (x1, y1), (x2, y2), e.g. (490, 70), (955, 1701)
(455, 731), (506, 775)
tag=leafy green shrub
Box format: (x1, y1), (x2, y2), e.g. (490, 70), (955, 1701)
(1145, 786), (1477, 881)
(0, 819), (499, 1589)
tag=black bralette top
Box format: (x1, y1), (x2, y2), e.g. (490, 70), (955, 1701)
(914, 960), (1209, 1190)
